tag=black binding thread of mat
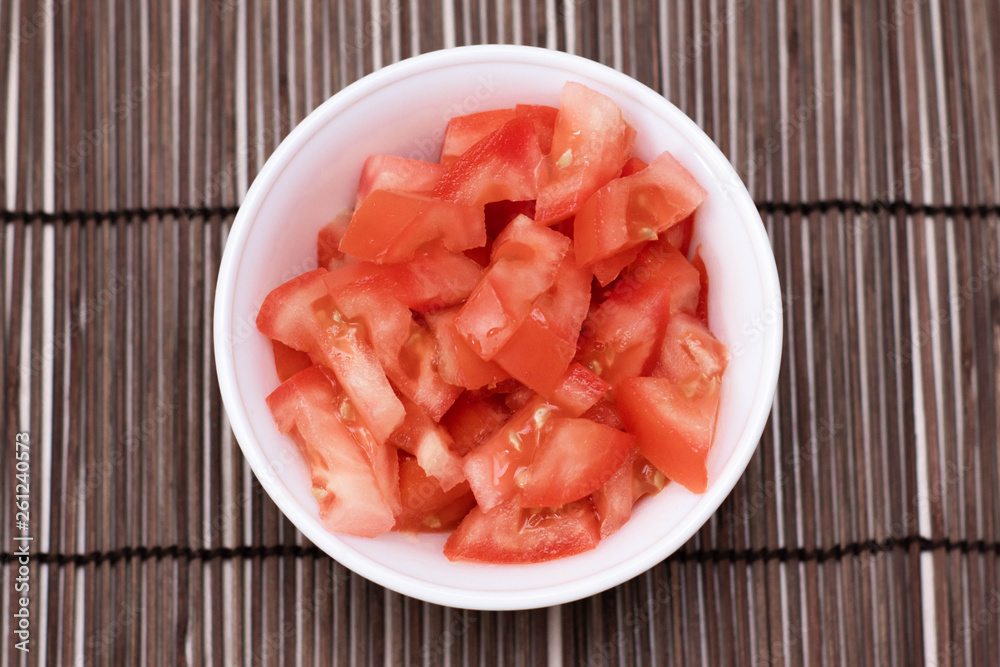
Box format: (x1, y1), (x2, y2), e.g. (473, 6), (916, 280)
(2, 536), (997, 567)
(2, 200), (1000, 223)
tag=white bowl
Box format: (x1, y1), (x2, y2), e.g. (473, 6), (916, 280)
(214, 45), (782, 610)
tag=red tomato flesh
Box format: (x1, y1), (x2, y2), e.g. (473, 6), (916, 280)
(266, 366), (400, 537)
(514, 104), (559, 154)
(433, 117), (542, 207)
(439, 392), (512, 456)
(272, 339), (313, 382)
(317, 210), (354, 270)
(573, 151), (707, 267)
(615, 376), (721, 494)
(389, 397), (466, 491)
(535, 82), (636, 225)
(339, 190), (486, 263)
(394, 455), (476, 532)
(426, 306), (511, 390)
(454, 215), (571, 360)
(443, 498), (600, 564)
(439, 109), (518, 167)
(356, 154), (447, 204)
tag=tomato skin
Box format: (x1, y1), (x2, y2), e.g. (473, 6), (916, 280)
(256, 269), (407, 444)
(455, 215), (571, 360)
(491, 252), (592, 396)
(440, 109), (518, 167)
(266, 366), (399, 538)
(272, 339), (313, 382)
(515, 104), (559, 154)
(433, 117), (542, 207)
(535, 83), (636, 225)
(573, 151), (707, 267)
(394, 455), (476, 532)
(356, 155), (446, 205)
(614, 376), (721, 494)
(518, 417), (635, 507)
(339, 190), (486, 263)
(317, 210), (354, 270)
(443, 498), (600, 564)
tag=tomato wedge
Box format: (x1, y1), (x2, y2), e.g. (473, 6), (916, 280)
(339, 190), (486, 263)
(272, 339), (312, 382)
(573, 151), (707, 267)
(356, 155), (447, 204)
(439, 392), (512, 456)
(389, 398), (466, 491)
(443, 498), (600, 564)
(394, 455), (476, 532)
(491, 251), (591, 396)
(615, 376), (721, 494)
(426, 306), (510, 390)
(535, 82), (636, 225)
(256, 269), (406, 444)
(518, 417), (635, 507)
(433, 117), (542, 207)
(652, 312), (729, 395)
(515, 104), (559, 154)
(439, 109), (518, 167)
(266, 366), (399, 537)
(454, 215), (570, 360)
(317, 209), (354, 270)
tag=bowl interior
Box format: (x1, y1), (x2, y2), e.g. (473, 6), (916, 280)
(216, 47), (781, 609)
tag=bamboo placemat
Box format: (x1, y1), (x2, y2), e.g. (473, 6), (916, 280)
(2, 0), (999, 665)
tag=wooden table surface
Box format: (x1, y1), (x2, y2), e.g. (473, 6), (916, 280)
(2, 0), (999, 665)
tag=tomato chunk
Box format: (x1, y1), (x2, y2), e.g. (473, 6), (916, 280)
(590, 244), (644, 287)
(550, 363), (610, 417)
(591, 448), (667, 538)
(439, 109), (518, 167)
(615, 376), (721, 494)
(619, 156), (648, 177)
(427, 306), (510, 390)
(389, 398), (466, 490)
(577, 241), (701, 385)
(394, 455), (476, 532)
(535, 83), (636, 225)
(256, 269), (406, 444)
(439, 392), (511, 456)
(518, 417), (634, 507)
(690, 245), (710, 324)
(491, 252), (591, 396)
(652, 312), (729, 396)
(317, 209), (354, 270)
(433, 117), (542, 207)
(455, 215), (571, 360)
(515, 104), (559, 154)
(266, 366), (399, 537)
(339, 190), (486, 263)
(379, 248), (483, 313)
(574, 151), (707, 266)
(272, 339), (312, 382)
(356, 155), (447, 204)
(443, 498), (600, 564)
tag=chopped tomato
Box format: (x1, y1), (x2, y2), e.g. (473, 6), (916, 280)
(439, 109), (518, 167)
(379, 248), (483, 313)
(339, 190), (486, 263)
(389, 398), (466, 490)
(652, 312), (728, 395)
(535, 83), (636, 225)
(317, 209), (354, 270)
(256, 269), (406, 444)
(491, 252), (591, 395)
(590, 244), (644, 287)
(443, 498), (600, 563)
(577, 241), (701, 385)
(615, 376), (721, 494)
(394, 455), (476, 532)
(266, 366), (399, 537)
(591, 448), (666, 539)
(439, 392), (512, 456)
(573, 151), (707, 266)
(390, 322), (463, 421)
(356, 155), (447, 204)
(485, 200), (537, 238)
(454, 215), (571, 360)
(619, 156), (648, 177)
(665, 215), (694, 256)
(272, 339), (313, 382)
(518, 417), (634, 507)
(433, 117), (542, 207)
(581, 397), (624, 430)
(504, 383), (536, 413)
(549, 363), (610, 417)
(426, 307), (511, 390)
(515, 104), (559, 154)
